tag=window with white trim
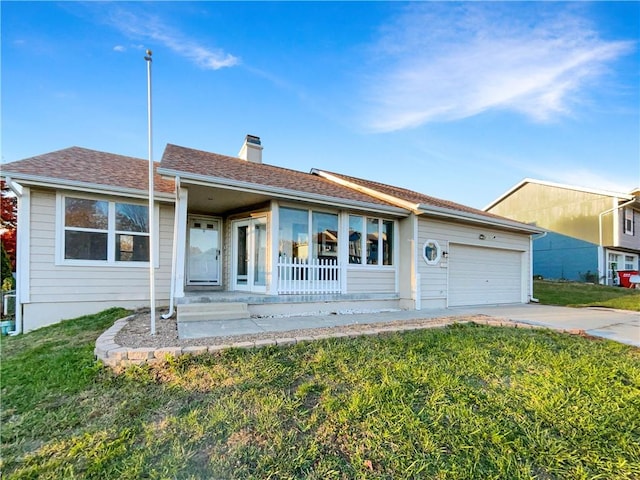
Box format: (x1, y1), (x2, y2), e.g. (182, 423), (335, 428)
(624, 255), (637, 271)
(348, 215), (394, 265)
(62, 196), (149, 263)
(278, 207), (339, 262)
(623, 208), (634, 235)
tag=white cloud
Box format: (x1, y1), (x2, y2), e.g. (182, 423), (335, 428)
(105, 7), (238, 70)
(113, 45), (126, 52)
(360, 3), (634, 132)
(523, 161), (638, 194)
(547, 168), (637, 194)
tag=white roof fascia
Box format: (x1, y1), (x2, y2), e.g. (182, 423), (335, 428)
(0, 172), (175, 202)
(309, 168), (538, 233)
(158, 168), (409, 216)
(4, 176), (23, 196)
(485, 178), (634, 211)
(311, 169), (422, 214)
(418, 203), (545, 234)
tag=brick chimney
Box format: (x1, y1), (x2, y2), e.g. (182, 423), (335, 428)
(238, 134), (263, 163)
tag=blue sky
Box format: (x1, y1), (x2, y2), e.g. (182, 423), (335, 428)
(2, 1), (638, 208)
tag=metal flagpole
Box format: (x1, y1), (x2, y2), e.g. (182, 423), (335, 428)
(144, 50), (156, 335)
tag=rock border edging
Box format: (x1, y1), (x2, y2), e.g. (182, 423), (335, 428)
(95, 315), (584, 370)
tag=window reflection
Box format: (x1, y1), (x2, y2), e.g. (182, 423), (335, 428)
(348, 216), (363, 264)
(116, 203), (148, 232)
(63, 196), (149, 262)
(349, 215), (394, 266)
(279, 207), (309, 260)
(65, 198), (108, 229)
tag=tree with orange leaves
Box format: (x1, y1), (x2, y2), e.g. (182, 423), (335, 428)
(1, 180), (17, 274)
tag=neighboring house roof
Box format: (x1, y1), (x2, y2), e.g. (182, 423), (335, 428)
(485, 178), (638, 211)
(1, 147), (175, 198)
(312, 169), (542, 234)
(158, 144), (400, 211)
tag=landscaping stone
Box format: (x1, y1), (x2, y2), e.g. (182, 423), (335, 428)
(182, 346), (208, 356)
(154, 347), (183, 359)
(311, 333), (334, 341)
(294, 336), (315, 343)
(328, 332), (349, 339)
(358, 330), (379, 337)
(96, 311), (597, 370)
(127, 348), (156, 361)
(108, 347), (130, 361)
(208, 344), (231, 353)
(253, 339), (277, 348)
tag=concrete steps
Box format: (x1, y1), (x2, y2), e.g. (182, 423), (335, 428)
(177, 302), (250, 323)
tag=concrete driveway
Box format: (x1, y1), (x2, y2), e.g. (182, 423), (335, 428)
(455, 304), (640, 347)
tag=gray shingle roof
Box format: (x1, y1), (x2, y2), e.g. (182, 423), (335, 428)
(316, 170), (512, 222)
(1, 147), (175, 194)
(1, 144), (538, 231)
(159, 144), (396, 207)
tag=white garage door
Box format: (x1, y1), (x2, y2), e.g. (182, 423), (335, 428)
(448, 244), (523, 306)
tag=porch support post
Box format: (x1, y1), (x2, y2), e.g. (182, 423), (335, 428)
(339, 211), (348, 294)
(398, 213), (418, 310)
(269, 200), (279, 295)
(412, 214), (420, 309)
(174, 186), (188, 298)
(8, 181), (28, 335)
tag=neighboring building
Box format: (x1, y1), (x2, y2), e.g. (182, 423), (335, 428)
(485, 179), (640, 285)
(2, 136), (542, 333)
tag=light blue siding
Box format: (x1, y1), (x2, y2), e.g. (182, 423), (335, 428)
(533, 232), (598, 281)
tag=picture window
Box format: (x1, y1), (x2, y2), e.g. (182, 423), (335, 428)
(62, 196), (149, 264)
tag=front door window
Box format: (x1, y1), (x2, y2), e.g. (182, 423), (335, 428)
(236, 224), (248, 285)
(254, 220), (267, 287)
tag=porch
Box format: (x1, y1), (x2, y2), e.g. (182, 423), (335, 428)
(175, 176), (401, 296)
(175, 290), (402, 339)
(178, 289), (398, 303)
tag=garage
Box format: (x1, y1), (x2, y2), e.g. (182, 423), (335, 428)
(448, 244), (524, 306)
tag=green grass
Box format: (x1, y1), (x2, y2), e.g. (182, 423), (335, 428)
(2, 309), (640, 479)
(534, 280), (640, 310)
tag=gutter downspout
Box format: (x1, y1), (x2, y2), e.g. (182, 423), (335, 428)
(5, 177), (23, 335)
(599, 199), (636, 285)
(161, 176), (180, 320)
(529, 231), (547, 303)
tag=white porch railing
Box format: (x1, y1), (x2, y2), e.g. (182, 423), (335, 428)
(277, 257), (341, 294)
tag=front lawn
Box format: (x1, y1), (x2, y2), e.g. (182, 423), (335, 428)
(534, 279), (640, 311)
(1, 309), (639, 479)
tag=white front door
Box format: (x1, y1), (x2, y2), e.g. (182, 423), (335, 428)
(233, 217), (267, 292)
(187, 216), (221, 285)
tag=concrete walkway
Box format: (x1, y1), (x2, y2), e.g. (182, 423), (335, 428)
(180, 304), (639, 347)
(453, 304), (639, 347)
